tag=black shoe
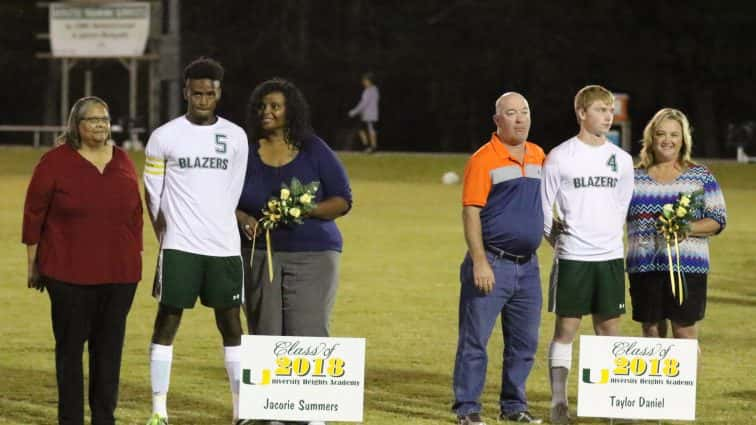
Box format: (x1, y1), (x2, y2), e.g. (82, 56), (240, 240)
(500, 411), (542, 423)
(458, 412), (487, 425)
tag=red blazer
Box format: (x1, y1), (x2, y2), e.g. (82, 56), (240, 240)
(23, 144), (143, 285)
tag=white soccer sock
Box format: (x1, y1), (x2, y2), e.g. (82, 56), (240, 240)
(224, 345), (242, 419)
(549, 341), (572, 369)
(150, 343), (173, 418)
(548, 341), (572, 407)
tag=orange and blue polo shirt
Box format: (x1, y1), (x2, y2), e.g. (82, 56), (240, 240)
(462, 133), (545, 256)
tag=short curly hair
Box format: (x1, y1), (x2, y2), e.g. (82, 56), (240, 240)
(183, 56), (224, 83)
(246, 78), (313, 149)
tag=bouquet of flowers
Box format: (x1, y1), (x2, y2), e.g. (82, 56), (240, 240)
(253, 178), (319, 282)
(656, 190), (704, 305)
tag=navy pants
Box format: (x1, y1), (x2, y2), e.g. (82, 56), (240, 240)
(46, 279), (137, 425)
(452, 252), (542, 416)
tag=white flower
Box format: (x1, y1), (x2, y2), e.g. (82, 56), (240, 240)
(299, 193), (312, 205)
(280, 188), (290, 200)
(289, 207), (301, 218)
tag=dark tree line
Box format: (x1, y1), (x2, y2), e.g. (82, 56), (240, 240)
(1, 0), (754, 155)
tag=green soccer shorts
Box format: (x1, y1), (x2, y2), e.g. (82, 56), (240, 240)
(549, 258), (626, 317)
(153, 249), (243, 309)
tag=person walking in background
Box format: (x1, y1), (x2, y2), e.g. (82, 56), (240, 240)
(452, 92), (544, 425)
(236, 78), (352, 425)
(22, 96), (143, 425)
(626, 108), (726, 339)
(143, 57), (251, 425)
(540, 85), (634, 425)
(348, 72), (379, 153)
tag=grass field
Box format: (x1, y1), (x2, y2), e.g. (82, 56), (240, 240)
(0, 147), (754, 424)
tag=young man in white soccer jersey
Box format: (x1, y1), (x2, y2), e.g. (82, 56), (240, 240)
(143, 57), (251, 425)
(540, 85), (634, 424)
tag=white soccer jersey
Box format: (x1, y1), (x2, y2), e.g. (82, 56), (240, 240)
(144, 116), (248, 256)
(541, 136), (633, 261)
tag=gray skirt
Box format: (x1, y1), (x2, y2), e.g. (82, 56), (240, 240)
(241, 248), (340, 337)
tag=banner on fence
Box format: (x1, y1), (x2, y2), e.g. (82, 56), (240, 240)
(49, 2), (150, 57)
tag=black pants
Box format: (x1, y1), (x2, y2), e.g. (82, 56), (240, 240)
(46, 279), (137, 425)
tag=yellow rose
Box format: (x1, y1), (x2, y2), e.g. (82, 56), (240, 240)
(280, 188), (290, 200)
(662, 203), (674, 218)
(268, 199), (279, 209)
(679, 196), (691, 207)
(289, 207), (301, 218)
(676, 206), (687, 217)
(299, 193), (312, 205)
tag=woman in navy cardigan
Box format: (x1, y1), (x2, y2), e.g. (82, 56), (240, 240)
(236, 78), (352, 343)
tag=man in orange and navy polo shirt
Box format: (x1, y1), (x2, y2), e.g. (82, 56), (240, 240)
(452, 92), (545, 425)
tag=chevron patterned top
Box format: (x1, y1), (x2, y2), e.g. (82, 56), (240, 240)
(626, 165), (727, 274)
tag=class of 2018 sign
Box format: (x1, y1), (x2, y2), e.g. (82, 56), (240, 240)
(239, 335), (365, 422)
(578, 335), (698, 421)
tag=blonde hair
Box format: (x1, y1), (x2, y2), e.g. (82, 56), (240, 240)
(574, 85), (614, 123)
(637, 107), (696, 169)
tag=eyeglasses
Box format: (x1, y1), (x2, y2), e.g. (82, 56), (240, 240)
(81, 117), (110, 125)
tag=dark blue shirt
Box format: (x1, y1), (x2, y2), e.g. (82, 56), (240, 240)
(237, 135), (352, 252)
(462, 135), (545, 256)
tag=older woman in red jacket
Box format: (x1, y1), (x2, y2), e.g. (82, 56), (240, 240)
(22, 96), (143, 425)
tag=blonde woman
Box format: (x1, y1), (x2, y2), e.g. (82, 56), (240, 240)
(626, 108), (726, 339)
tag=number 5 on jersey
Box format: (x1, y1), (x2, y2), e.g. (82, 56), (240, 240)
(215, 134), (227, 153)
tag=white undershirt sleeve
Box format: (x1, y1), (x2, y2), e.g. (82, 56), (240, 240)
(541, 153), (560, 238)
(228, 133), (249, 206)
(143, 132), (166, 223)
(617, 158), (635, 218)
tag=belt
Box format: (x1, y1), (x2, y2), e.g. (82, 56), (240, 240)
(485, 245), (533, 264)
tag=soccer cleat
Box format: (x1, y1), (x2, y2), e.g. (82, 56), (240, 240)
(549, 403), (570, 424)
(500, 410), (543, 423)
(458, 412), (487, 425)
(145, 414), (168, 425)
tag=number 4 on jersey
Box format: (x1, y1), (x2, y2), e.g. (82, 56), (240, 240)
(606, 154), (617, 172)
